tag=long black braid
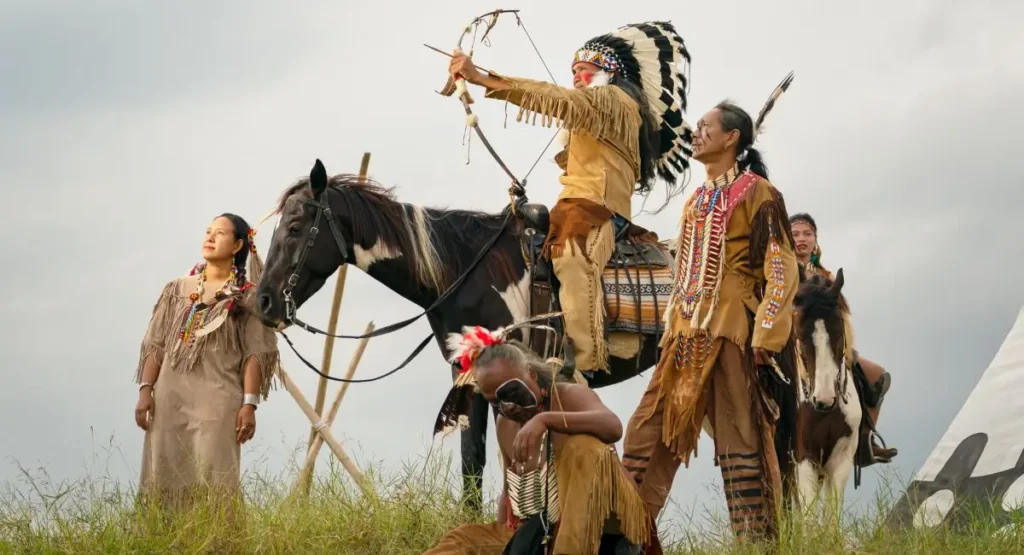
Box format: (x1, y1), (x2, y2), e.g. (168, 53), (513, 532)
(217, 212), (254, 287)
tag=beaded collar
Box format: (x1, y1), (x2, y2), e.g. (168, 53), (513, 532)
(704, 165), (742, 189)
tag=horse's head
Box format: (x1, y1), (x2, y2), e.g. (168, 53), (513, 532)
(794, 268), (849, 411)
(256, 159), (350, 328)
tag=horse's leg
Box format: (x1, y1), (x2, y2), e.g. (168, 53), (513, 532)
(823, 433), (857, 527)
(794, 458), (820, 516)
(460, 391), (489, 512)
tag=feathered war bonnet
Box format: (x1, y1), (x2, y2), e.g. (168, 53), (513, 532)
(432, 314), (560, 436)
(573, 21), (694, 185)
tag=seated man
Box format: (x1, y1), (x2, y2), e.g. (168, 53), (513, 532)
(790, 212), (898, 464)
(428, 327), (654, 555)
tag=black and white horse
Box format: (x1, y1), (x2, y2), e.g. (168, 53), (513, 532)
(254, 160), (662, 507)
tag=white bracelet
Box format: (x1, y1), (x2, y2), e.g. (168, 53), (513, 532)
(139, 382), (154, 391)
(243, 393), (260, 408)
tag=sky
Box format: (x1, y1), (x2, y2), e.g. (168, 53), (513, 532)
(2, 0), (1023, 534)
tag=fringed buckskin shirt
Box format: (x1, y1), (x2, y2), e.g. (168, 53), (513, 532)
(666, 166), (799, 353)
(484, 75), (641, 221)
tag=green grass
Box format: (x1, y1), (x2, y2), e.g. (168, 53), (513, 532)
(2, 445), (1023, 554)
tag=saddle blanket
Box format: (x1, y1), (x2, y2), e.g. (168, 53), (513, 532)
(602, 242), (675, 335)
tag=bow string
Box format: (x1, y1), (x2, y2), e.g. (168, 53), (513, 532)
(432, 9), (559, 202)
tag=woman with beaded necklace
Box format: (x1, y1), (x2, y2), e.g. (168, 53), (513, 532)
(133, 213), (280, 511)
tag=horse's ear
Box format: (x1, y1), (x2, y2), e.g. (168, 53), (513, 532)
(797, 262), (807, 283)
(830, 267), (845, 296)
(310, 159), (328, 197)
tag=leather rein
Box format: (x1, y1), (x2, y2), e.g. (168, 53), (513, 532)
(276, 187), (524, 384)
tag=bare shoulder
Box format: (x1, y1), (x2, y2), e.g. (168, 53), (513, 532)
(550, 382), (604, 411)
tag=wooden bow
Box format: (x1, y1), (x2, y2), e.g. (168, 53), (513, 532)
(430, 9), (558, 201)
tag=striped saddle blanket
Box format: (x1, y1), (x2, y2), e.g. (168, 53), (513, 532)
(602, 240), (676, 336)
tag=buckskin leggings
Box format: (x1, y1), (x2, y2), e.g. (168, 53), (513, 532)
(621, 339), (770, 540)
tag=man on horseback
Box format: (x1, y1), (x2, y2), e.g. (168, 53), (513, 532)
(790, 212), (898, 465)
(620, 77), (800, 543)
(447, 22), (692, 378)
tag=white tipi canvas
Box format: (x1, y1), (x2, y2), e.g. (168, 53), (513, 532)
(886, 306), (1024, 530)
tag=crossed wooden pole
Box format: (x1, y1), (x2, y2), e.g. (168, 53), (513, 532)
(277, 152), (376, 497)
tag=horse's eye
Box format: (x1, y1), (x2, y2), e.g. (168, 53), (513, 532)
(288, 225), (301, 236)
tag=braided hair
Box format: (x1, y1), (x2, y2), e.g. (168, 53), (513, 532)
(216, 212), (255, 286)
(715, 101), (769, 179)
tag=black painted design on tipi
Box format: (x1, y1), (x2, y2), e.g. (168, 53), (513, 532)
(886, 433), (1024, 529)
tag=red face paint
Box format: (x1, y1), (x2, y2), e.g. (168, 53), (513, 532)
(579, 71), (594, 86)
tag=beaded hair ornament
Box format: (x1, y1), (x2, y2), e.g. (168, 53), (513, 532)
(445, 313), (562, 378)
(180, 226), (264, 343)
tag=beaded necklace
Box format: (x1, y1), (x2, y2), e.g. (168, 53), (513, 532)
(178, 264), (237, 347)
(672, 175), (729, 327)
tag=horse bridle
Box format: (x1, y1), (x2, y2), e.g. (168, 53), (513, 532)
(273, 187), (523, 384)
(281, 190), (349, 327)
(803, 355), (851, 413)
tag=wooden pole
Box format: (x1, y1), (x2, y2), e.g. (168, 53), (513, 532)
(295, 321), (375, 495)
(278, 367), (374, 496)
(304, 153), (371, 454)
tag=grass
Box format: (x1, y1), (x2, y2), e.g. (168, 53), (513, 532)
(2, 444), (1023, 554)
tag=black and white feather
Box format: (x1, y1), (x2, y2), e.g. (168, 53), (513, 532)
(754, 71), (795, 140)
(584, 21), (693, 184)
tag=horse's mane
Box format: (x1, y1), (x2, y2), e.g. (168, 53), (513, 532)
(796, 274), (850, 322)
(278, 174), (518, 291)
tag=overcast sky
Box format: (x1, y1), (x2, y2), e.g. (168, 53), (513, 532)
(2, 0), (1023, 533)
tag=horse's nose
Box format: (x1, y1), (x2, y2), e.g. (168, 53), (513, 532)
(813, 399), (832, 412)
(258, 293), (274, 316)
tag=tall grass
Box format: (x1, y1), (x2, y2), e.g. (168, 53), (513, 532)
(2, 444), (1023, 554)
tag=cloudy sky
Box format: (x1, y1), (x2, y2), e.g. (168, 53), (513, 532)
(2, 0), (1023, 531)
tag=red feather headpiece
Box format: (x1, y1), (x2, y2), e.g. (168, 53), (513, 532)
(447, 325), (504, 374)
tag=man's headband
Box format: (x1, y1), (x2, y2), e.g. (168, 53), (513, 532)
(572, 43), (620, 75)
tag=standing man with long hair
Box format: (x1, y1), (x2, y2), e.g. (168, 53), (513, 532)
(447, 21), (693, 379)
(621, 76), (800, 543)
(134, 213), (280, 511)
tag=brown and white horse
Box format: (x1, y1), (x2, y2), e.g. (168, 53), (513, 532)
(792, 268), (861, 513)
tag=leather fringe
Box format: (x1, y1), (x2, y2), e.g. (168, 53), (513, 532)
(748, 187), (795, 271)
(552, 435), (650, 554)
(492, 76), (641, 161)
(543, 198), (613, 261)
(135, 279), (278, 397)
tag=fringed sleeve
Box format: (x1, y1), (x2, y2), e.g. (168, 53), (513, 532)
(484, 74), (641, 147)
(748, 181), (799, 352)
(135, 280), (179, 382)
(240, 291), (280, 399)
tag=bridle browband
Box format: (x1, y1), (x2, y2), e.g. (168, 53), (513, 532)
(275, 186), (523, 384)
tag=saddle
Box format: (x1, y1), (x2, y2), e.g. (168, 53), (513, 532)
(517, 203), (674, 376)
(519, 203), (673, 275)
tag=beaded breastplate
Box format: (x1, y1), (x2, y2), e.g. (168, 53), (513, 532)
(506, 431), (560, 523)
